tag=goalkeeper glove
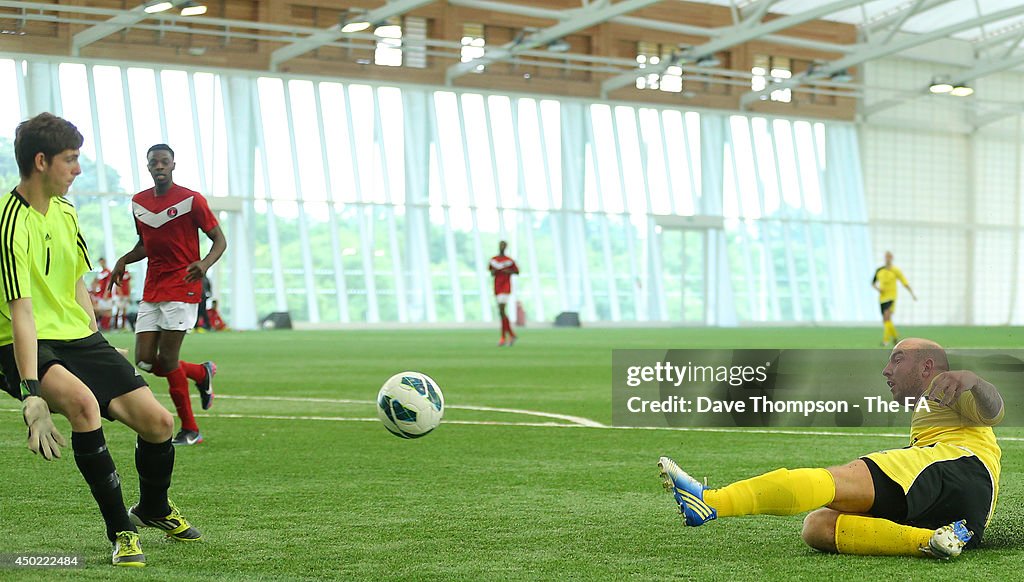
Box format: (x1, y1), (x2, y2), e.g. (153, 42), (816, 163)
(22, 396), (66, 460)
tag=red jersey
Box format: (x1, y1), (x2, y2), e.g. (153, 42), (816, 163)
(489, 254), (518, 295)
(207, 307), (226, 331)
(90, 268), (112, 299)
(132, 184), (219, 303)
(115, 271), (132, 298)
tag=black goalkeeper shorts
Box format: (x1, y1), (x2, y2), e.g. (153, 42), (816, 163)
(0, 332), (147, 419)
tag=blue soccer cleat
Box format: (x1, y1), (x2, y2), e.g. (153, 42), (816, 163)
(658, 456), (717, 526)
(921, 520), (973, 559)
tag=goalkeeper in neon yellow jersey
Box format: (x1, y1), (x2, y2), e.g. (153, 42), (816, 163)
(658, 338), (1002, 559)
(0, 113), (201, 567)
(873, 251), (916, 346)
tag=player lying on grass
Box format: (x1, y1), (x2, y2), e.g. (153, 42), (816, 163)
(659, 337), (1003, 559)
(1, 113), (202, 567)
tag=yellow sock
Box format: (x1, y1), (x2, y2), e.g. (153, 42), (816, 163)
(885, 321), (898, 342)
(882, 322), (891, 344)
(703, 468), (835, 517)
(835, 514), (933, 556)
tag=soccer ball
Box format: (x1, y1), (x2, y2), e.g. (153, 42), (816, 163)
(376, 372), (445, 438)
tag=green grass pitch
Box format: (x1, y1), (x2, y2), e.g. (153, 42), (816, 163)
(1, 326), (1022, 580)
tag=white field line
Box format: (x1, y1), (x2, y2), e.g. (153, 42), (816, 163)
(212, 394), (607, 428)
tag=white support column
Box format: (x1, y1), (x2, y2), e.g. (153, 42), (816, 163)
(481, 97), (507, 237)
(120, 68), (142, 192)
(758, 122), (783, 320)
(509, 101), (544, 323)
(282, 81), (320, 323)
(14, 60), (26, 120)
(84, 65), (116, 265)
(559, 102), (595, 320)
(371, 88), (408, 323)
(633, 109), (665, 321)
(48, 65), (62, 117)
(656, 112), (677, 216)
(402, 89), (435, 323)
(823, 125), (874, 321)
(251, 86), (288, 313)
(608, 109), (640, 320)
(23, 61), (57, 116)
(585, 109), (614, 323)
(343, 85), (379, 323)
(699, 114), (737, 326)
(187, 73), (209, 195)
(454, 94), (489, 323)
(154, 70), (169, 142)
(222, 75), (257, 330)
(314, 83), (350, 323)
(584, 108), (621, 321)
(790, 123), (824, 322)
(1010, 116), (1023, 324)
(535, 100), (568, 314)
(426, 96), (465, 323)
(767, 124), (802, 322)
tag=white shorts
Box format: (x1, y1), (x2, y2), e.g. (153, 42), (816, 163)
(135, 301), (199, 333)
(495, 293), (511, 305)
(96, 298), (113, 312)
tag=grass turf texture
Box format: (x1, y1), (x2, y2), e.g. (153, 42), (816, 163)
(0, 326), (1021, 580)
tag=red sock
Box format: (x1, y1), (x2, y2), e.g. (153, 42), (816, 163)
(502, 316), (515, 338)
(100, 315), (110, 330)
(179, 360), (206, 382)
(167, 367), (199, 432)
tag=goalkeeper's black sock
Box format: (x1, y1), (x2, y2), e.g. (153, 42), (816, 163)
(135, 436), (174, 517)
(72, 428), (135, 541)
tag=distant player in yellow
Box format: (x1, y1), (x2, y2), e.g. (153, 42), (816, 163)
(873, 251), (916, 346)
(659, 338), (1002, 559)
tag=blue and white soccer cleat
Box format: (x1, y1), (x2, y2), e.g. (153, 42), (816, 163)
(921, 520), (973, 559)
(658, 456), (717, 526)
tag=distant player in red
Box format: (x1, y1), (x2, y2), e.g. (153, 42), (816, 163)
(206, 299), (227, 332)
(90, 257), (113, 330)
(113, 270), (132, 329)
(489, 240), (519, 347)
(109, 144), (227, 446)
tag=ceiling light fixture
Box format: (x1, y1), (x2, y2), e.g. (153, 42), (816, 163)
(180, 2), (207, 17)
(950, 84), (974, 97)
(145, 2), (173, 13)
(929, 75), (953, 94)
(341, 21), (371, 33)
(374, 24), (402, 38)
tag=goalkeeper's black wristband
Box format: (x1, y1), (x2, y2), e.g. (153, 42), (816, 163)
(20, 379), (40, 399)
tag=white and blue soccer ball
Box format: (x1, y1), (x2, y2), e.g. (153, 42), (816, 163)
(376, 371), (444, 439)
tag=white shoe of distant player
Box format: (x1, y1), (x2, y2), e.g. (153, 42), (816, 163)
(920, 520), (973, 559)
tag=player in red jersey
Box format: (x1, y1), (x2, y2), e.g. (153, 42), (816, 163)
(90, 257), (113, 330)
(113, 269), (132, 329)
(109, 144), (227, 446)
(488, 240), (519, 347)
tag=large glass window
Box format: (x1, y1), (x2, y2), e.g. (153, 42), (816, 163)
(3, 55), (885, 327)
